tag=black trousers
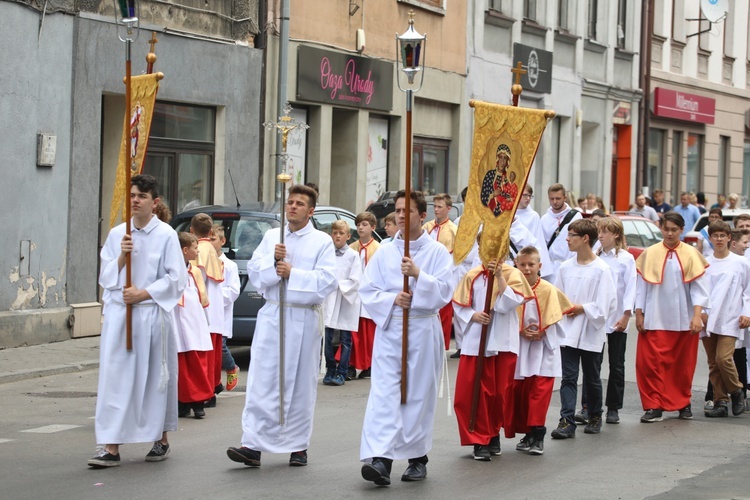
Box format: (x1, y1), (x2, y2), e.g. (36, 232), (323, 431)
(581, 332), (627, 410)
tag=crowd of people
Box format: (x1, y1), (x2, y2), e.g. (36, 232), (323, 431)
(88, 174), (750, 490)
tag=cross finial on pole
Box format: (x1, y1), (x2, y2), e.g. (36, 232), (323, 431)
(511, 61), (527, 86)
(148, 32), (158, 53)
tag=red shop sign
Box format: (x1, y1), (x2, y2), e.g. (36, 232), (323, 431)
(652, 88), (715, 124)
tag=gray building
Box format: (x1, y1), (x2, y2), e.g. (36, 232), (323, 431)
(0, 0), (262, 347)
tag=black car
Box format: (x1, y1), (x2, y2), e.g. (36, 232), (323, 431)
(171, 203), (377, 345)
(366, 195), (464, 239)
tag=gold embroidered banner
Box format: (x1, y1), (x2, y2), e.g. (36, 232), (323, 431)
(108, 73), (161, 228)
(454, 100), (554, 266)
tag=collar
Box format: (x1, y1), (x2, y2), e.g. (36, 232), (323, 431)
(284, 220), (314, 238)
(131, 215), (160, 233)
(335, 246), (347, 257)
(394, 229), (429, 249)
(360, 238), (375, 249)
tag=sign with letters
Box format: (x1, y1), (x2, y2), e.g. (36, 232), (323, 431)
(512, 43), (553, 94)
(297, 46), (394, 111)
(652, 88), (715, 124)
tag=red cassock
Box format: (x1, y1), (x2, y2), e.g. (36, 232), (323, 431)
(636, 329), (699, 411)
(347, 317), (376, 370)
(207, 333), (223, 389)
(439, 303), (453, 350)
(504, 376), (555, 438)
(178, 351), (214, 403)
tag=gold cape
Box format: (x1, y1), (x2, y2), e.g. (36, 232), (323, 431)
(635, 241), (709, 284)
(179, 263), (209, 308)
(423, 219), (457, 253)
(453, 263), (533, 308)
(350, 238), (380, 266)
(193, 238), (224, 283)
(517, 277), (574, 333)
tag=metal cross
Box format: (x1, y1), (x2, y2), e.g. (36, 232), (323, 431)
(511, 61), (527, 86)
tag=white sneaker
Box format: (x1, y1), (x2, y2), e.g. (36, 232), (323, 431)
(704, 400), (714, 411)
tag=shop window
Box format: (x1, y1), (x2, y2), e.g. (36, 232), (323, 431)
(142, 102), (216, 215)
(647, 128), (665, 193)
(718, 136), (730, 197)
(686, 133), (703, 193)
(670, 131), (683, 203)
(412, 138), (449, 195)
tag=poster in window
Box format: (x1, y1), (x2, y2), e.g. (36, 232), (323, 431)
(286, 108), (308, 186)
(366, 116), (389, 209)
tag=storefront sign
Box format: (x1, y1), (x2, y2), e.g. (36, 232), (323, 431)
(652, 88), (715, 124)
(512, 43), (553, 94)
(297, 46), (393, 111)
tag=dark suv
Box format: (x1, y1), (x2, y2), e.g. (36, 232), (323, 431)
(171, 203), (377, 345)
(366, 194), (464, 239)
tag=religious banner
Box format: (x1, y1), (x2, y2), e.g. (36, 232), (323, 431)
(454, 100), (553, 266)
(109, 73), (161, 228)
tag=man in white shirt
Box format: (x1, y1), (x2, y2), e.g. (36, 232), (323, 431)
(540, 183), (582, 282)
(627, 194), (660, 224)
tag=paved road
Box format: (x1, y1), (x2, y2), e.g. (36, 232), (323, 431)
(1, 331), (750, 500)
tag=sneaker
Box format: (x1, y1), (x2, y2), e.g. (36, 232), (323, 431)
(88, 449), (121, 468)
(227, 446), (261, 467)
(449, 349), (461, 359)
(358, 368), (371, 379)
(605, 408), (620, 424)
(574, 408), (589, 425)
(226, 366), (240, 391)
(145, 442), (170, 462)
(346, 366), (356, 381)
(488, 436), (501, 456)
(331, 373), (346, 386)
(730, 390), (746, 416)
(704, 400), (714, 411)
(584, 415), (602, 434)
(205, 396), (217, 408)
(529, 439), (544, 456)
(640, 409), (663, 423)
(323, 369), (335, 386)
(550, 418), (576, 439)
(705, 401), (729, 418)
(678, 405), (693, 420)
(515, 435), (532, 452)
(472, 445), (491, 461)
(289, 450), (308, 466)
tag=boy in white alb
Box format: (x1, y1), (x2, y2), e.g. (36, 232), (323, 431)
(701, 221), (750, 417)
(322, 220), (362, 386)
(550, 219), (616, 439)
(211, 226), (241, 392)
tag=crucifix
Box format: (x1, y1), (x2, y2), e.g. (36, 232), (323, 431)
(146, 32), (158, 74)
(510, 61), (527, 106)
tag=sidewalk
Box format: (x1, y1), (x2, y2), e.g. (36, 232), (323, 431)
(0, 336), (101, 384)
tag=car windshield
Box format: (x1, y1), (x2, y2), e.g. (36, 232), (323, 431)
(622, 219), (662, 248)
(173, 215), (279, 261)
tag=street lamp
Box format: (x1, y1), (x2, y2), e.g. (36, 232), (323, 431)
(395, 10), (426, 405)
(113, 0), (140, 351)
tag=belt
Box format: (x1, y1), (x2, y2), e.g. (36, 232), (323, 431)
(266, 299), (325, 336)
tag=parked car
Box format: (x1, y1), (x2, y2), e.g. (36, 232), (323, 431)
(611, 214), (663, 259)
(367, 194), (464, 239)
(171, 203), (378, 345)
(683, 208), (750, 249)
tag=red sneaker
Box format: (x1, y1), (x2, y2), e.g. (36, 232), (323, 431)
(226, 366), (240, 391)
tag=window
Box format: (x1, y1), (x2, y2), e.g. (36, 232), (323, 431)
(412, 138), (449, 196)
(143, 102), (216, 216)
(718, 136), (730, 197)
(647, 128), (665, 193)
(488, 0), (504, 12)
(524, 0), (537, 21)
(686, 133), (703, 193)
(672, 0), (686, 42)
(558, 0), (569, 30)
(616, 0), (627, 49)
(587, 0), (599, 39)
(671, 131), (683, 202)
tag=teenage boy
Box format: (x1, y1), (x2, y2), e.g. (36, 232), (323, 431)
(696, 208), (723, 257)
(423, 193), (458, 349)
(635, 211), (709, 423)
(540, 183), (582, 282)
(227, 185), (337, 468)
(506, 246), (572, 455)
(211, 225), (241, 392)
(734, 214), (750, 261)
(381, 212), (398, 244)
(89, 174), (187, 468)
(350, 211), (381, 379)
(359, 190), (455, 486)
(701, 221), (750, 417)
(550, 219), (616, 439)
(322, 220), (362, 386)
(175, 232), (214, 419)
(190, 213), (225, 405)
(452, 258), (532, 461)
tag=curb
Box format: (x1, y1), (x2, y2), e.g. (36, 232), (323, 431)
(0, 360), (99, 385)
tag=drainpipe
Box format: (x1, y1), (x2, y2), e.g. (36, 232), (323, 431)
(637, 0), (654, 193)
(275, 0), (290, 201)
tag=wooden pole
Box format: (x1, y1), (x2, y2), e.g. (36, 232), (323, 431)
(125, 40), (133, 352)
(468, 270), (494, 432)
(401, 89), (413, 405)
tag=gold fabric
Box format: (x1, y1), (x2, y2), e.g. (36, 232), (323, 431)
(517, 278), (574, 333)
(179, 263), (210, 308)
(350, 238), (380, 266)
(423, 219), (458, 253)
(109, 74), (162, 228)
(453, 263), (533, 307)
(454, 101), (552, 267)
(192, 239), (224, 283)
(635, 241), (709, 284)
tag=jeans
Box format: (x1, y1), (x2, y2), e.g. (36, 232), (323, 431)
(221, 337), (236, 371)
(581, 332), (626, 410)
(561, 346), (603, 424)
(324, 327), (352, 376)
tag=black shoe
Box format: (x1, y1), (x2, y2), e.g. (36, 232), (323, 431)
(227, 446), (261, 467)
(584, 415), (602, 434)
(472, 445), (491, 461)
(192, 402), (206, 419)
(678, 404), (693, 420)
(640, 409), (663, 423)
(178, 402), (191, 418)
(606, 408), (619, 424)
(358, 368), (371, 379)
(88, 449), (121, 468)
(205, 396), (217, 408)
(488, 435), (501, 456)
(450, 349), (461, 359)
(362, 458), (391, 486)
(705, 401), (729, 418)
(289, 450), (308, 466)
(516, 434), (532, 452)
(401, 462), (427, 481)
(529, 439), (544, 455)
(574, 408), (589, 425)
(550, 418), (576, 439)
(145, 442), (170, 462)
(730, 390), (746, 416)
(215, 383), (224, 395)
(346, 366), (356, 381)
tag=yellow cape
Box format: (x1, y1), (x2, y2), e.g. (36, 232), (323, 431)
(517, 277), (574, 332)
(179, 263), (209, 308)
(193, 238), (224, 283)
(635, 241), (708, 284)
(350, 238), (380, 266)
(423, 219), (457, 253)
(453, 263), (533, 308)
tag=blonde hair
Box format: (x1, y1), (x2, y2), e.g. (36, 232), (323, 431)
(211, 224), (225, 239)
(596, 216), (627, 254)
(330, 219), (350, 234)
(178, 231), (198, 249)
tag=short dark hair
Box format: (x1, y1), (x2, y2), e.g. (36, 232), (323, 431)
(548, 183), (566, 195)
(697, 192), (706, 204)
(734, 213), (750, 226)
(289, 184), (318, 208)
(191, 213), (214, 238)
(355, 212), (377, 226)
(708, 207), (723, 217)
(662, 211), (685, 229)
(569, 219), (598, 248)
(708, 221), (732, 236)
(178, 231), (197, 249)
(132, 174), (159, 199)
(304, 182), (320, 196)
(394, 189), (427, 215)
(524, 184), (533, 196)
(730, 229), (749, 244)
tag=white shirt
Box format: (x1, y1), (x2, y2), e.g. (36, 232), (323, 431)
(597, 247), (637, 333)
(703, 252), (750, 339)
(628, 205), (660, 223)
(322, 246), (362, 331)
(219, 254), (241, 338)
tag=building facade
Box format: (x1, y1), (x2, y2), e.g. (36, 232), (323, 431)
(0, 0), (262, 347)
(647, 0), (750, 207)
(466, 0), (642, 213)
